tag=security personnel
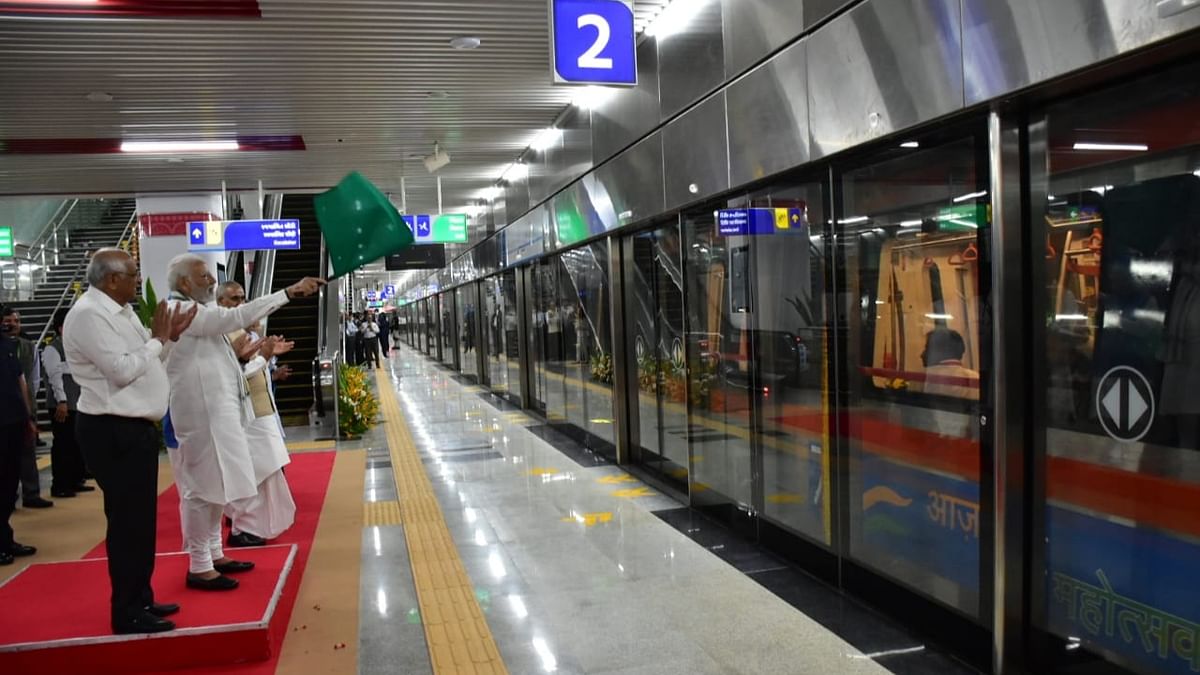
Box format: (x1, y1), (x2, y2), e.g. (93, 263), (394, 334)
(0, 313), (38, 566)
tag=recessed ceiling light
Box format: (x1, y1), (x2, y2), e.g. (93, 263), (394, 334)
(426, 90), (450, 99)
(1073, 142), (1148, 152)
(900, 141), (919, 148)
(450, 36), (481, 50)
(85, 91), (113, 102)
(120, 140), (239, 153)
(166, 157), (184, 164)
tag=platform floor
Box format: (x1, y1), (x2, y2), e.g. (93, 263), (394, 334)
(3, 344), (979, 675)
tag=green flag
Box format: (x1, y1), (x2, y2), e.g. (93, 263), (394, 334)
(314, 171), (414, 278)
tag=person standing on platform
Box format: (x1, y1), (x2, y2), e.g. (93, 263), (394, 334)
(377, 311), (391, 358)
(215, 282), (297, 547)
(163, 253), (322, 592)
(360, 312), (379, 368)
(64, 249), (198, 634)
(42, 309), (94, 498)
(344, 313), (359, 365)
(1, 307), (51, 509)
(0, 322), (38, 566)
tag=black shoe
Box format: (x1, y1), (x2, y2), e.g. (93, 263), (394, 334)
(50, 489), (77, 498)
(9, 543), (36, 557)
(213, 559), (255, 574)
(113, 611), (175, 635)
(227, 531), (266, 548)
(146, 602), (180, 617)
(22, 497), (53, 508)
(0, 551), (12, 566)
(185, 573), (239, 590)
(75, 484), (96, 493)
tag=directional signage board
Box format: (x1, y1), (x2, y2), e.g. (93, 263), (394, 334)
(384, 284), (395, 298)
(717, 207), (806, 236)
(551, 0), (636, 86)
(187, 219), (301, 252)
(402, 214), (468, 244)
(1095, 366), (1155, 442)
(384, 244), (447, 271)
(0, 227), (13, 257)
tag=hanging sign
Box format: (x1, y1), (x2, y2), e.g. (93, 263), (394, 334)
(717, 207), (806, 236)
(187, 219), (301, 252)
(0, 227), (13, 257)
(550, 0), (637, 86)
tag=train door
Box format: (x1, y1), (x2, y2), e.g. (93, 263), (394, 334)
(622, 222), (688, 489)
(834, 124), (994, 634)
(456, 282), (482, 383)
(501, 268), (522, 405)
(1027, 61), (1200, 675)
(440, 291), (458, 370)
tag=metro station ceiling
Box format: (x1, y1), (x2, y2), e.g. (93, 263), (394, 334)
(0, 0), (668, 219)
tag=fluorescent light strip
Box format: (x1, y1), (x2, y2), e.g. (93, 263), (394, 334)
(121, 140), (238, 153)
(1073, 142), (1148, 152)
(900, 141), (919, 149)
(645, 0), (704, 38)
(839, 216), (869, 224)
(953, 190), (988, 203)
(530, 127), (562, 151)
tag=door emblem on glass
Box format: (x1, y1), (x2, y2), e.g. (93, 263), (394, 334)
(1095, 366), (1155, 442)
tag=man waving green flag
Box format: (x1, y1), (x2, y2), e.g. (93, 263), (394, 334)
(314, 172), (414, 278)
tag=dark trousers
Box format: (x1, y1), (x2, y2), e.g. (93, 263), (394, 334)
(51, 411), (86, 492)
(362, 337), (379, 368)
(17, 433), (39, 501)
(346, 334), (360, 365)
(0, 420), (24, 552)
(379, 331), (390, 357)
(76, 413), (159, 622)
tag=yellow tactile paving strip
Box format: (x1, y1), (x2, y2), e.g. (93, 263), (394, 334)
(377, 373), (509, 675)
(363, 499), (403, 527)
(286, 440), (337, 451)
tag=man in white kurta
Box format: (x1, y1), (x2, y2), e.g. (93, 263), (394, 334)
(216, 282), (295, 546)
(164, 254), (322, 589)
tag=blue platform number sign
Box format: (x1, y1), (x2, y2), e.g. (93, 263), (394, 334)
(551, 0), (636, 86)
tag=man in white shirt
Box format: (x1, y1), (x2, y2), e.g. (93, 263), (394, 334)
(215, 282), (296, 548)
(360, 312), (379, 368)
(64, 249), (198, 635)
(41, 309), (93, 498)
(163, 254), (322, 591)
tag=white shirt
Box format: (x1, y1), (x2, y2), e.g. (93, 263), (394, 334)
(63, 287), (171, 421)
(361, 321), (378, 338)
(41, 341), (69, 403)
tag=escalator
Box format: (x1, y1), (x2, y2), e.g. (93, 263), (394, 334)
(269, 194), (324, 425)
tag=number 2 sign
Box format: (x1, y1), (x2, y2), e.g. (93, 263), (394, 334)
(551, 0), (637, 86)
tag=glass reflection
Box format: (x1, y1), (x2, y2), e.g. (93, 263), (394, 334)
(457, 284), (479, 381)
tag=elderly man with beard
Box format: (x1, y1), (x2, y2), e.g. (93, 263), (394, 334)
(215, 281), (296, 548)
(163, 253), (322, 590)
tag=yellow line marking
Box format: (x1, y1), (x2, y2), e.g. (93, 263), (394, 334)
(364, 500), (403, 527)
(596, 474), (637, 485)
(378, 377), (509, 675)
(286, 440), (336, 451)
(527, 467), (558, 477)
(611, 487), (656, 499)
(561, 511), (613, 527)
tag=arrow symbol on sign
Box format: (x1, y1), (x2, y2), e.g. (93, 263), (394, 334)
(1102, 376), (1148, 430)
(192, 228), (202, 239)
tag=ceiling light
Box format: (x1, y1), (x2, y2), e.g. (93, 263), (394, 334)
(120, 140), (238, 153)
(166, 158), (184, 164)
(482, 186), (502, 201)
(900, 141), (919, 148)
(501, 162), (528, 182)
(952, 190), (988, 203)
(571, 86), (616, 110)
(1073, 142), (1148, 152)
(85, 91), (113, 103)
(645, 0), (704, 39)
(426, 90), (450, 99)
(450, 36), (481, 50)
(839, 216), (869, 224)
(531, 128), (562, 152)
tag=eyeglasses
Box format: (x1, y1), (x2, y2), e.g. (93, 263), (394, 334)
(227, 295), (246, 303)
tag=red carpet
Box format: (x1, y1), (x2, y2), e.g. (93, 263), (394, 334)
(0, 546), (296, 674)
(5, 451), (336, 675)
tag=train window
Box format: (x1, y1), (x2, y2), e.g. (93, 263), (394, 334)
(838, 134), (988, 619)
(1034, 62), (1200, 675)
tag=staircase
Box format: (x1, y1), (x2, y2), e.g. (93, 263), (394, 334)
(268, 194), (324, 426)
(5, 198), (137, 427)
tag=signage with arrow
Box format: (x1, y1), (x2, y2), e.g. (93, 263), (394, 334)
(402, 213), (467, 244)
(0, 227), (13, 258)
(1095, 366), (1155, 442)
(717, 207), (807, 236)
(187, 219), (300, 252)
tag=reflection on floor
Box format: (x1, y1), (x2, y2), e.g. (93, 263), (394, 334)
(359, 345), (980, 675)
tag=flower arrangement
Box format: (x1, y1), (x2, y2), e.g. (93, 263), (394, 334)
(589, 351), (613, 384)
(338, 363), (380, 438)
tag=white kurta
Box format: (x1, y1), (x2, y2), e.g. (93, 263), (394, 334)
(165, 290), (291, 505)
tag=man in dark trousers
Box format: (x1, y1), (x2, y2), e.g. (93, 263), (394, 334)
(64, 249), (197, 634)
(42, 309), (94, 498)
(1, 307), (52, 509)
(377, 311), (391, 358)
(0, 311), (38, 566)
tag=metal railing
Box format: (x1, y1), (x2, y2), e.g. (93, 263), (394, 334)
(27, 198), (79, 270)
(32, 208), (137, 347)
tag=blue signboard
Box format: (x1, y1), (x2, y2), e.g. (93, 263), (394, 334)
(551, 0), (636, 86)
(383, 284), (396, 298)
(717, 208), (806, 236)
(187, 219), (301, 252)
(365, 290), (377, 301)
